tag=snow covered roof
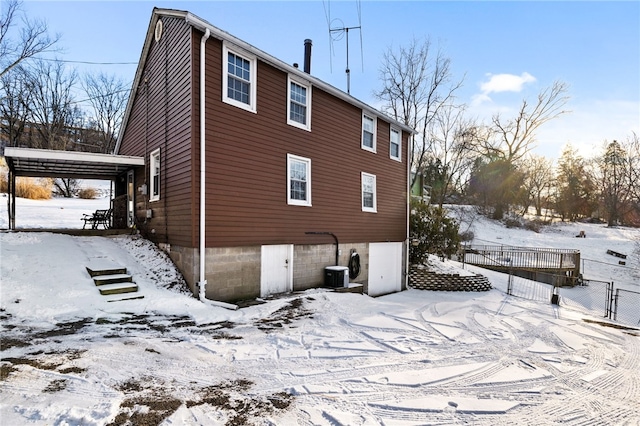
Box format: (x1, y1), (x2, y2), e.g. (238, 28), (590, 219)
(4, 147), (144, 180)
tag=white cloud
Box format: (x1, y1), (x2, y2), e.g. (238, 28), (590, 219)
(481, 72), (537, 94)
(471, 93), (492, 106)
(472, 72), (537, 105)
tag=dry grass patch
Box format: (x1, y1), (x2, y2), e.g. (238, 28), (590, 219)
(16, 178), (52, 199)
(78, 187), (99, 199)
(0, 171), (52, 199)
(0, 159), (52, 198)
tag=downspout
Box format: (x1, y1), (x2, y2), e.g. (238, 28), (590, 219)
(405, 133), (411, 291)
(192, 23), (238, 311)
(198, 28), (210, 302)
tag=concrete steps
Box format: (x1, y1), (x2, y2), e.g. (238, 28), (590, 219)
(86, 262), (127, 277)
(97, 282), (139, 295)
(103, 293), (145, 302)
(93, 274), (133, 286)
(86, 261), (143, 300)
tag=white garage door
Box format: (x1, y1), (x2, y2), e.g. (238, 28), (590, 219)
(368, 242), (403, 297)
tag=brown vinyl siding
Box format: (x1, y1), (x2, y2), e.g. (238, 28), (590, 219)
(118, 17), (195, 248)
(201, 38), (408, 248)
(121, 18), (408, 251)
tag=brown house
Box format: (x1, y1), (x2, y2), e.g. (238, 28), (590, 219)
(115, 8), (415, 303)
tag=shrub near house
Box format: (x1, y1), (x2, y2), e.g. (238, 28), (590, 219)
(410, 200), (461, 265)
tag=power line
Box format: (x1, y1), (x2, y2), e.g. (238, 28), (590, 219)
(70, 87), (131, 106)
(36, 57), (137, 66)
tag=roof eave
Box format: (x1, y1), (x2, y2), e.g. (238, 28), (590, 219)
(115, 8), (190, 155)
(183, 11), (416, 135)
(114, 8), (416, 155)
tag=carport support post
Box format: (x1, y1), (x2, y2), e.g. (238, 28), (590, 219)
(8, 168), (16, 230)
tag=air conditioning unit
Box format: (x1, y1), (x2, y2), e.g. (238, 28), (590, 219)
(325, 266), (349, 287)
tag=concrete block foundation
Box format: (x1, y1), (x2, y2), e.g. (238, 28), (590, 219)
(167, 242), (375, 303)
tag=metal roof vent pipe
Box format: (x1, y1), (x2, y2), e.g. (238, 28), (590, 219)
(304, 39), (312, 74)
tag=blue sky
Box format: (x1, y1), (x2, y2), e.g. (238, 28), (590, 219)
(20, 0), (640, 159)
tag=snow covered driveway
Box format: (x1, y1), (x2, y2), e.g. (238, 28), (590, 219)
(1, 232), (640, 425)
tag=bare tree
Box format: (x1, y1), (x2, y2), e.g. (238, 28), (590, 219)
(82, 72), (129, 154)
(626, 132), (640, 207)
(0, 0), (59, 78)
(0, 65), (32, 146)
(480, 81), (570, 163)
(427, 102), (478, 205)
(26, 59), (78, 150)
(373, 37), (463, 186)
(53, 177), (80, 198)
(521, 154), (554, 217)
(595, 135), (640, 226)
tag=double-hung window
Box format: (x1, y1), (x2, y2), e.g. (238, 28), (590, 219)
(390, 127), (401, 161)
(150, 148), (160, 202)
(223, 43), (257, 113)
(361, 113), (376, 152)
(361, 172), (377, 213)
(287, 76), (311, 131)
(287, 154), (311, 206)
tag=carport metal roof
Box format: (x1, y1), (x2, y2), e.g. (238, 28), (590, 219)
(3, 147), (144, 230)
(4, 147), (144, 179)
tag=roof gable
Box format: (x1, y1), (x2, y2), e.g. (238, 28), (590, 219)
(115, 8), (414, 154)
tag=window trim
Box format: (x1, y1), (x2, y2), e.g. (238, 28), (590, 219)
(287, 75), (312, 131)
(361, 112), (377, 153)
(361, 172), (377, 213)
(222, 42), (257, 113)
(287, 154), (312, 206)
(390, 127), (402, 161)
(150, 148), (161, 202)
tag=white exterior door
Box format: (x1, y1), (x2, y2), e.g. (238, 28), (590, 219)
(260, 244), (293, 297)
(126, 170), (135, 228)
(368, 242), (403, 297)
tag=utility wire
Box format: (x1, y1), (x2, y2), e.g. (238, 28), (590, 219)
(35, 57), (137, 65)
(71, 87), (131, 106)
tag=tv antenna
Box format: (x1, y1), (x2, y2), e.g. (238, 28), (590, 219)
(324, 0), (364, 94)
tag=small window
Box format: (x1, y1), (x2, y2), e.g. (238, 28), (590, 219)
(361, 113), (376, 152)
(390, 127), (401, 161)
(287, 76), (311, 131)
(287, 154), (311, 206)
(150, 148), (160, 202)
(222, 43), (257, 113)
(361, 172), (377, 212)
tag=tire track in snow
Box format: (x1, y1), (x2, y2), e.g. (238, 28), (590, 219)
(497, 324), (640, 425)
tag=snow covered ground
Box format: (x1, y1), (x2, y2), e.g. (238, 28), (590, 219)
(1, 195), (640, 425)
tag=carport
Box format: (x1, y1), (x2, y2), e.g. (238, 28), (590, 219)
(4, 147), (144, 230)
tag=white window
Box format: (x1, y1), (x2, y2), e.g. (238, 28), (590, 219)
(287, 76), (311, 131)
(361, 113), (376, 152)
(222, 42), (257, 113)
(361, 172), (377, 213)
(150, 148), (160, 202)
(287, 154), (311, 206)
(390, 127), (401, 161)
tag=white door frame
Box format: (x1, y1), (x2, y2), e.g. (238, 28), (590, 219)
(126, 169), (135, 228)
(260, 244), (293, 297)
